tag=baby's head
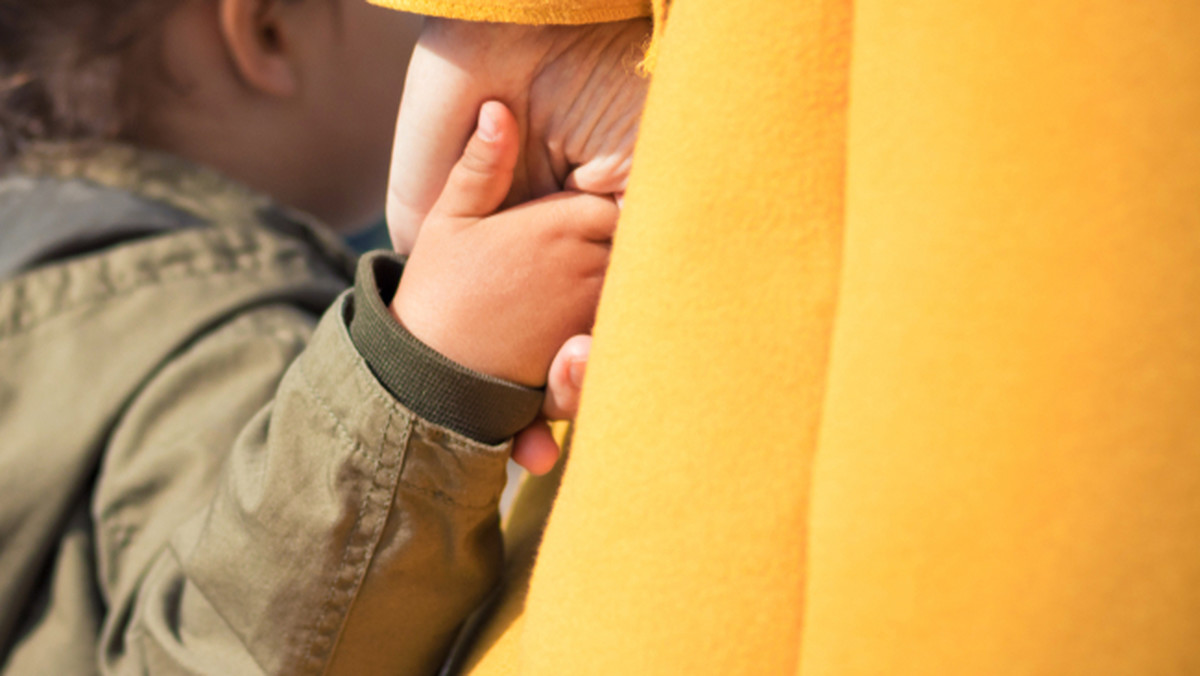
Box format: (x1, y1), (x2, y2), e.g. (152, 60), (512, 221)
(0, 0), (421, 231)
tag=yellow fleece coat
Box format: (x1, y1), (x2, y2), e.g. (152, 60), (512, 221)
(371, 0), (1200, 673)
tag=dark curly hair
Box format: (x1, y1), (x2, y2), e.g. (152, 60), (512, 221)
(0, 0), (178, 166)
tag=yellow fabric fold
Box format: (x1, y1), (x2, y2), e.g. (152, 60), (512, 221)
(366, 0), (650, 25)
(508, 0), (853, 673)
(371, 0), (1200, 673)
(639, 0), (670, 73)
(800, 1), (1200, 673)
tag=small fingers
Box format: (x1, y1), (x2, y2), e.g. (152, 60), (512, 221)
(562, 156), (633, 197)
(511, 418), (561, 476)
(498, 190), (620, 244)
(544, 335), (592, 421)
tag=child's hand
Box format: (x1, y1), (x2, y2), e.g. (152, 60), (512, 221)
(390, 101), (616, 389)
(511, 334), (591, 475)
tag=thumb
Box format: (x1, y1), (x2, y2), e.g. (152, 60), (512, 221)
(429, 101), (520, 221)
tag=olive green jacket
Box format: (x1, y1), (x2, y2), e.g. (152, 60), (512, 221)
(0, 146), (541, 675)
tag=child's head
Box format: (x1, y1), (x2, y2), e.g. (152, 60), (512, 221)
(0, 0), (421, 231)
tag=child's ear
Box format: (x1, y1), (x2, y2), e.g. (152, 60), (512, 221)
(218, 0), (299, 98)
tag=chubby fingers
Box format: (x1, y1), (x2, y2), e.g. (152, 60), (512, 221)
(511, 418), (561, 476)
(544, 335), (592, 421)
(493, 188), (620, 250)
(513, 335), (592, 476)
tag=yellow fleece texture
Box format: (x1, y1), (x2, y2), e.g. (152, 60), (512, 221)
(366, 0), (649, 25)
(800, 1), (1200, 673)
(513, 0), (850, 673)
(372, 0), (1200, 673)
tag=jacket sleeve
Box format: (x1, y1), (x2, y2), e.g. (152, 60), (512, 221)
(367, 0), (650, 25)
(93, 252), (539, 676)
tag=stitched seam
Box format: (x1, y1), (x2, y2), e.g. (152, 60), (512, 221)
(293, 376), (375, 676)
(291, 345), (407, 675)
(0, 258), (285, 339)
(302, 424), (383, 676)
(0, 249), (318, 341)
(320, 413), (410, 675)
(308, 412), (407, 676)
(226, 358), (362, 675)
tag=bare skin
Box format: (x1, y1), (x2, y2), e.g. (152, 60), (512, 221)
(386, 18), (650, 251)
(393, 101), (614, 388)
(385, 19), (650, 471)
(127, 0), (421, 231)
(131, 3), (631, 472)
(394, 103), (611, 475)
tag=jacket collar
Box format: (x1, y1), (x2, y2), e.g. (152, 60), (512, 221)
(3, 143), (357, 279)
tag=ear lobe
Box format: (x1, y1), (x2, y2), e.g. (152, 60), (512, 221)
(218, 0), (298, 98)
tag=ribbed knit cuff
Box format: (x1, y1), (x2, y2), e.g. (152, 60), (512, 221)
(348, 251), (544, 444)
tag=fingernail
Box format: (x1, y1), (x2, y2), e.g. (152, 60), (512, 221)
(478, 103), (500, 142)
(569, 358), (587, 389)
